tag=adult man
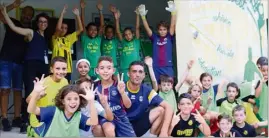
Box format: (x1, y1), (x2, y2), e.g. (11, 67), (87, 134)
(125, 61), (173, 137)
(0, 0), (34, 133)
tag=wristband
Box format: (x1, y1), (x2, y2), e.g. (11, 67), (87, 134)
(99, 10), (103, 14)
(141, 16), (146, 20)
(171, 11), (176, 15)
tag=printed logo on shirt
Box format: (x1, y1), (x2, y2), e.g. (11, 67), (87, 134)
(111, 90), (118, 96)
(131, 95), (136, 100)
(177, 129), (193, 136)
(139, 96), (143, 102)
(188, 120), (193, 126)
(157, 38), (168, 46)
(243, 130), (248, 135)
(110, 105), (122, 112)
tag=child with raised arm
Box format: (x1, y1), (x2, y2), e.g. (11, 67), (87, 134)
(75, 77), (113, 137)
(52, 4), (83, 82)
(111, 5), (141, 81)
(93, 56), (135, 137)
(145, 56), (194, 113)
(27, 78), (98, 137)
(80, 0), (104, 80)
(138, 1), (176, 83)
(25, 57), (68, 137)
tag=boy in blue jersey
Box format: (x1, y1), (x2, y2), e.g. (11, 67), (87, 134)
(93, 56), (136, 137)
(126, 61), (173, 137)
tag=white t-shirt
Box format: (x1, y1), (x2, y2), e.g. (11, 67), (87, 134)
(80, 100), (105, 137)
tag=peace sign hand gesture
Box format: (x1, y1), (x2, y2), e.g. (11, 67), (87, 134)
(80, 84), (95, 102)
(117, 73), (125, 95)
(230, 132), (236, 137)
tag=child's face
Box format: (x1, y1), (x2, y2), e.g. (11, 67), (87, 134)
(218, 119), (233, 134)
(201, 76), (212, 90)
(160, 82), (173, 92)
(233, 110), (246, 124)
(63, 91), (80, 114)
(190, 85), (201, 99)
(79, 82), (92, 90)
(77, 62), (90, 77)
(158, 26), (168, 37)
(87, 25), (98, 38)
(261, 65), (268, 81)
(178, 98), (193, 115)
(124, 30), (134, 41)
(60, 23), (68, 36)
(227, 86), (238, 101)
(105, 28), (114, 39)
(50, 61), (67, 81)
(96, 60), (115, 81)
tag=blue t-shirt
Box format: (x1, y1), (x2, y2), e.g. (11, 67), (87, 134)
(150, 33), (174, 67)
(125, 82), (163, 121)
(25, 31), (48, 62)
(34, 106), (90, 136)
(213, 129), (242, 137)
(95, 81), (126, 118)
(232, 122), (257, 137)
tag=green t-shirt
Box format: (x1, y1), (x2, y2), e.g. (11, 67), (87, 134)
(159, 90), (178, 113)
(101, 37), (119, 66)
(120, 38), (141, 69)
(81, 33), (101, 68)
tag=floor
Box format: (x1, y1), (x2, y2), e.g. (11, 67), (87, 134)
(0, 128), (26, 138)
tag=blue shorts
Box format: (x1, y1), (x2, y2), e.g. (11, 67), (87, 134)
(0, 60), (23, 91)
(153, 66), (174, 84)
(130, 110), (151, 137)
(100, 116), (136, 137)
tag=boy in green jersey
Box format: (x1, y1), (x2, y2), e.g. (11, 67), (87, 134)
(80, 0), (104, 80)
(111, 5), (141, 81)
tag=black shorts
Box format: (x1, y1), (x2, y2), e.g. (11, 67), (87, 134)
(130, 110), (152, 137)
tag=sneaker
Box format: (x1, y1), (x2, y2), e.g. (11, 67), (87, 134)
(20, 122), (28, 134)
(12, 117), (22, 127)
(2, 118), (12, 131)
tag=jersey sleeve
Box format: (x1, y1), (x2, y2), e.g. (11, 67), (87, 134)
(39, 106), (56, 124)
(66, 32), (78, 47)
(79, 113), (91, 131)
(216, 97), (227, 106)
(249, 126), (257, 137)
(149, 33), (156, 42)
(213, 84), (219, 98)
(148, 90), (164, 106)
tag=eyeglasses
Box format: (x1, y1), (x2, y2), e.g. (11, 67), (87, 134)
(38, 20), (48, 24)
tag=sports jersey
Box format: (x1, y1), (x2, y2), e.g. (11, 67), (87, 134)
(101, 37), (119, 66)
(34, 106), (90, 137)
(120, 38), (141, 69)
(256, 82), (268, 121)
(52, 32), (77, 73)
(171, 114), (200, 137)
(158, 90), (177, 112)
(217, 98), (240, 118)
(213, 129), (242, 137)
(201, 84), (219, 112)
(81, 33), (101, 68)
(95, 81), (126, 118)
(150, 33), (174, 67)
(233, 122), (257, 137)
(125, 81), (163, 121)
(30, 76), (68, 127)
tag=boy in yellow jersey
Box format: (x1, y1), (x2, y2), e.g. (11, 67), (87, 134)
(51, 4), (83, 82)
(25, 57), (69, 137)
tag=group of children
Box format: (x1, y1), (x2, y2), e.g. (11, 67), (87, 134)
(0, 0), (268, 137)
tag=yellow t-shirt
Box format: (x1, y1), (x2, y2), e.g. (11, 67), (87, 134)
(30, 76), (68, 127)
(52, 32), (78, 73)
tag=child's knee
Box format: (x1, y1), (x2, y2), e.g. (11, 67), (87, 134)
(92, 125), (104, 137)
(102, 122), (115, 136)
